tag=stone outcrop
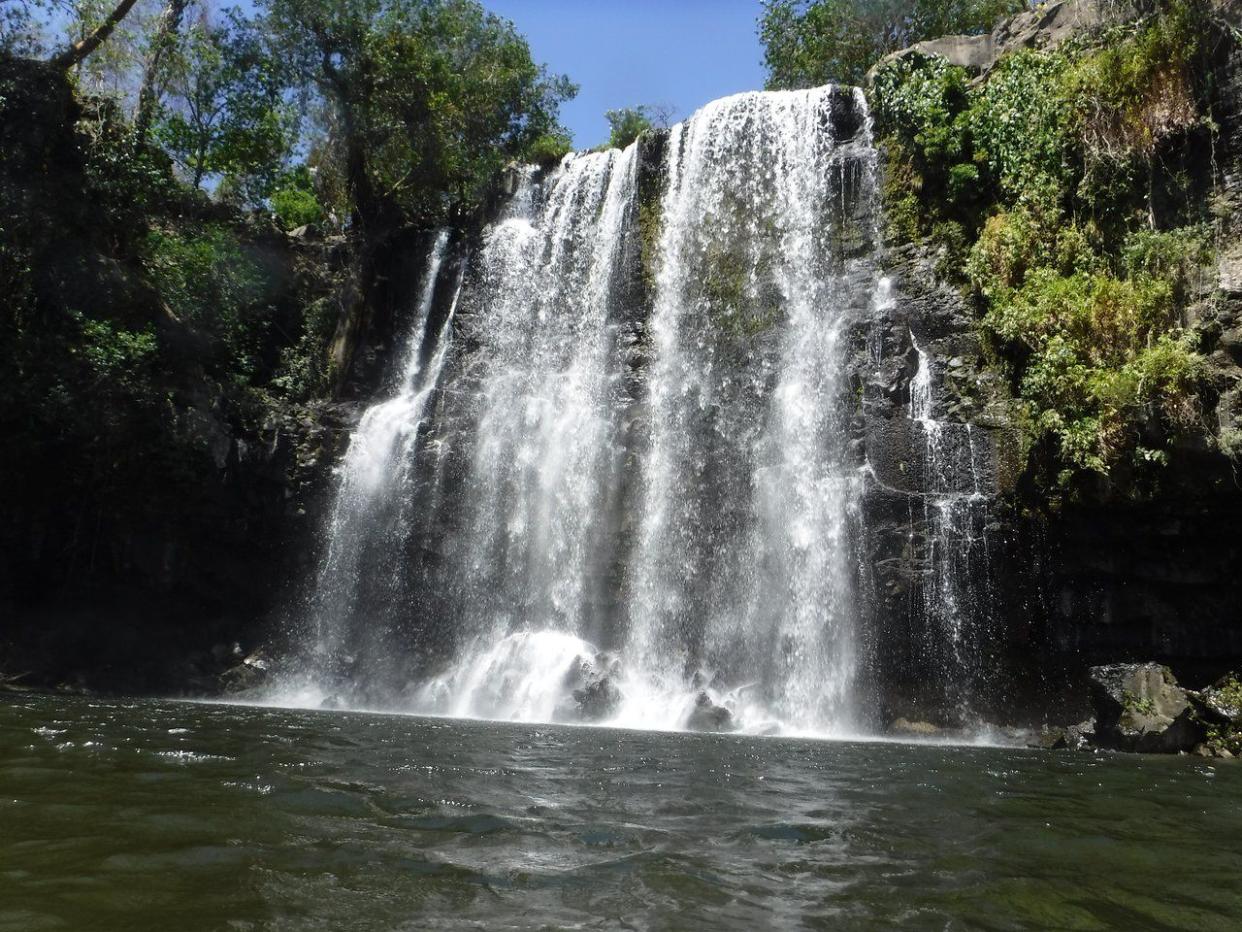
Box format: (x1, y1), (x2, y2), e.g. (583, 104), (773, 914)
(685, 693), (735, 733)
(1087, 663), (1204, 752)
(871, 0), (1158, 80)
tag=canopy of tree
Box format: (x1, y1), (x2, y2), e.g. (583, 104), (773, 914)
(1, 0), (575, 234)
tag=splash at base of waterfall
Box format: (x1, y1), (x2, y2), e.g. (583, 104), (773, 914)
(264, 629), (856, 737)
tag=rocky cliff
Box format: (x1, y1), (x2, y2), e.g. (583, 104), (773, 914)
(858, 0), (1242, 726)
(5, 1), (1242, 729)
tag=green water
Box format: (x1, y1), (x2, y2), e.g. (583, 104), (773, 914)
(1, 695), (1239, 930)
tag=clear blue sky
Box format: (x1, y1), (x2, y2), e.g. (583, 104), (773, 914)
(484, 0), (767, 148)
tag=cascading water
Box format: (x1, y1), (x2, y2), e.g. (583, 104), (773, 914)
(288, 230), (462, 703)
(907, 332), (998, 716)
(620, 90), (875, 734)
(276, 86), (885, 735)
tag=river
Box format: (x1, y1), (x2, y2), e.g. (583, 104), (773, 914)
(1, 694), (1239, 930)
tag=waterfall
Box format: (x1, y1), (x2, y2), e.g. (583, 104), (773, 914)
(275, 86), (885, 735)
(620, 89), (873, 734)
(908, 332), (997, 717)
(291, 230), (460, 702)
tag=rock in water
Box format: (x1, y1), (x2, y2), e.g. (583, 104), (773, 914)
(685, 693), (734, 733)
(1196, 673), (1242, 727)
(219, 649), (272, 697)
(573, 677), (623, 722)
(1190, 672), (1242, 757)
(1087, 664), (1203, 753)
(889, 718), (943, 738)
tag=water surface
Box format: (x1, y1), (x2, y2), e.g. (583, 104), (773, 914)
(1, 695), (1239, 930)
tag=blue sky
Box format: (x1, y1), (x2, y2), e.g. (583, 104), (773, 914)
(484, 0), (767, 148)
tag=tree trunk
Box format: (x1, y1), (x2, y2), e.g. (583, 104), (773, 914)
(50, 0), (142, 71)
(134, 0), (190, 140)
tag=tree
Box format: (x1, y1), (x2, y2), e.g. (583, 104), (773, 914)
(257, 0), (575, 235)
(154, 13), (296, 196)
(603, 104), (674, 150)
(49, 0), (141, 69)
(759, 0), (1027, 89)
(134, 0), (190, 138)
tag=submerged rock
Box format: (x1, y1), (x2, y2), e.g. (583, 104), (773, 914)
(685, 692), (734, 733)
(1087, 664), (1204, 753)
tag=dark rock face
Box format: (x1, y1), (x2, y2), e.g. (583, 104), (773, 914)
(0, 60), (375, 695)
(1087, 664), (1204, 753)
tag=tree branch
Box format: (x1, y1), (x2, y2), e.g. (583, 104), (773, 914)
(49, 0), (141, 71)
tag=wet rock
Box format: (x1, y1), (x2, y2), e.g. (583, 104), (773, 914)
(685, 692), (734, 733)
(1187, 672), (1242, 756)
(1194, 672), (1242, 726)
(889, 718), (943, 738)
(219, 649), (272, 696)
(1041, 719), (1095, 751)
(557, 652), (624, 723)
(573, 677), (623, 722)
(1088, 664), (1204, 753)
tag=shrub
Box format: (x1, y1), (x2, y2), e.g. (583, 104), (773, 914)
(270, 167), (324, 230)
(142, 224), (271, 381)
(984, 267), (1204, 480)
(604, 107), (654, 150)
(968, 50), (1077, 200)
(527, 131), (573, 168)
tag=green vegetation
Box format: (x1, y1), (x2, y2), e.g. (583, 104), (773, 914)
(1215, 676), (1242, 712)
(528, 131), (573, 168)
(866, 1), (1217, 494)
(605, 107), (654, 150)
(1121, 689), (1158, 718)
(760, 0), (1026, 88)
(153, 12), (296, 198)
(262, 0), (575, 233)
(269, 166), (326, 230)
(0, 0), (576, 598)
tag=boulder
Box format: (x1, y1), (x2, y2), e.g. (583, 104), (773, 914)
(1087, 663), (1204, 753)
(218, 649), (272, 696)
(1040, 719), (1096, 751)
(1189, 673), (1242, 757)
(572, 676), (623, 722)
(559, 652), (624, 722)
(869, 0), (1154, 80)
(685, 692), (734, 733)
(1195, 673), (1242, 726)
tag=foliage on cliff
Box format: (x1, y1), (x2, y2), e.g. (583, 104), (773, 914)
(0, 0), (574, 627)
(868, 0), (1220, 494)
(760, 0), (1026, 88)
